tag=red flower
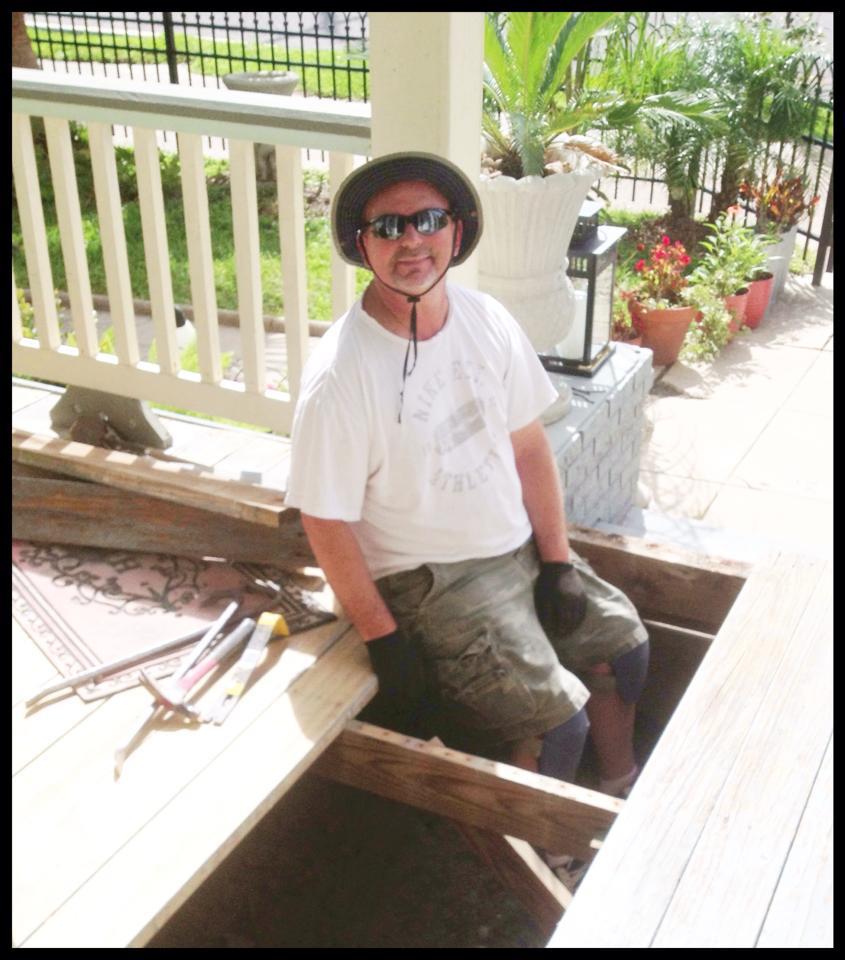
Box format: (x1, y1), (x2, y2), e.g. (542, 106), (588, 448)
(661, 235), (670, 245)
(634, 259), (646, 272)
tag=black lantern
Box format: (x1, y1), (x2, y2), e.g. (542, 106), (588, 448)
(540, 223), (627, 377)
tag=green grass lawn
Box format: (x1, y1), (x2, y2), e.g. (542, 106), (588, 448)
(28, 25), (369, 102)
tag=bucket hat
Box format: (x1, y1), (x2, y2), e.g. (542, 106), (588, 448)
(331, 151), (483, 268)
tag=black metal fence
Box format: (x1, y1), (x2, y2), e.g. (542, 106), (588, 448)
(21, 12), (833, 275)
(25, 12), (369, 100)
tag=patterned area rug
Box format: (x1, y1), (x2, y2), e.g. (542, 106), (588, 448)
(12, 540), (335, 701)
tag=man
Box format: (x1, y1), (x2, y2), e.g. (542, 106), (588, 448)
(285, 152), (649, 804)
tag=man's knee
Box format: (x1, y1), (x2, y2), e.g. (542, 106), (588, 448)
(585, 641), (650, 704)
(538, 706), (590, 782)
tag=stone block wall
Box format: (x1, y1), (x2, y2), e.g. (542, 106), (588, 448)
(543, 343), (653, 529)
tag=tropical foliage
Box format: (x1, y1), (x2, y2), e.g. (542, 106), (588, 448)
(481, 11), (722, 180)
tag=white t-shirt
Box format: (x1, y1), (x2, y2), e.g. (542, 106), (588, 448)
(285, 283), (559, 579)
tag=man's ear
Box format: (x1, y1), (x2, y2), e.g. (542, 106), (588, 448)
(452, 218), (464, 261)
(356, 231), (371, 268)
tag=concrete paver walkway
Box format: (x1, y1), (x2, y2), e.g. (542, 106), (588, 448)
(601, 271), (833, 562)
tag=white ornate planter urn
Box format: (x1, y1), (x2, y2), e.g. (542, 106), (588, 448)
(476, 166), (605, 423)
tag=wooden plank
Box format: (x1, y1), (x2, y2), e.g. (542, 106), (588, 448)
(12, 475), (313, 567)
(12, 615), (106, 775)
(546, 551), (830, 948)
(276, 144), (309, 399)
(18, 625), (376, 947)
(756, 736), (833, 948)
(133, 125), (179, 375)
(568, 525), (750, 634)
(178, 131), (222, 383)
(87, 121), (140, 366)
(650, 558), (833, 947)
(12, 380), (63, 415)
(229, 138), (266, 394)
(636, 619), (713, 734)
(12, 428), (290, 528)
(452, 823), (572, 938)
(42, 116), (98, 357)
(314, 720), (620, 860)
(12, 113), (61, 350)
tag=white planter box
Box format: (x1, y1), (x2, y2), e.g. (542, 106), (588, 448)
(763, 225), (799, 305)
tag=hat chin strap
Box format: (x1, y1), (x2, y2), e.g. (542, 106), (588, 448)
(359, 234), (458, 424)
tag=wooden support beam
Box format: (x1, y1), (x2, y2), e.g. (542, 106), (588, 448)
(12, 428), (290, 528)
(450, 823), (572, 938)
(569, 525), (751, 635)
(12, 475), (313, 567)
(637, 619), (714, 733)
(313, 720), (620, 860)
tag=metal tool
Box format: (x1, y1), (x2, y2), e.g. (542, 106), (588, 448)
(201, 611), (290, 725)
(113, 602), (241, 778)
(135, 618), (257, 719)
(24, 624), (211, 708)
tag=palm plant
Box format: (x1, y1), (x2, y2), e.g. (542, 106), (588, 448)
(482, 11), (725, 190)
(482, 11), (619, 179)
(595, 13), (726, 221)
(698, 13), (828, 220)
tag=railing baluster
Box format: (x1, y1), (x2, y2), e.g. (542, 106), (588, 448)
(134, 126), (179, 375)
(42, 116), (98, 357)
(229, 139), (266, 394)
(12, 267), (23, 342)
(87, 120), (140, 365)
(11, 113), (61, 350)
(330, 151), (357, 319)
(276, 144), (309, 400)
(178, 131), (222, 384)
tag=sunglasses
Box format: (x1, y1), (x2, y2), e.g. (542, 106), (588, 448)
(361, 207), (454, 241)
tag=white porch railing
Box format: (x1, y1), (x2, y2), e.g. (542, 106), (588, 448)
(11, 67), (371, 435)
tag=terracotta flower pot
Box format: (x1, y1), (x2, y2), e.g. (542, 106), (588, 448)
(744, 272), (774, 328)
(724, 288), (749, 338)
(628, 301), (696, 367)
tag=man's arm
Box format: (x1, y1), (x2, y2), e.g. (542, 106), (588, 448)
(300, 514), (397, 642)
(510, 418), (571, 563)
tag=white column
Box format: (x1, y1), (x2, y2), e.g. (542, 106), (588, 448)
(368, 12), (484, 288)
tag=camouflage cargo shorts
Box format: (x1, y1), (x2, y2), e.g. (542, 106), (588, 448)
(375, 538), (649, 751)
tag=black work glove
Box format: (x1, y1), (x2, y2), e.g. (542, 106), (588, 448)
(364, 630), (429, 733)
(534, 561), (588, 637)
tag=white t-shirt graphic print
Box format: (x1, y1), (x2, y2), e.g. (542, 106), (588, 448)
(285, 284), (559, 579)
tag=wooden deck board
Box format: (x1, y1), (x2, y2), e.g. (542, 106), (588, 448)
(22, 628), (376, 948)
(546, 552), (833, 949)
(12, 613), (375, 948)
(756, 736), (833, 948)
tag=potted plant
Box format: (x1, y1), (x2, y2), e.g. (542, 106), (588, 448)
(478, 11), (623, 363)
(739, 167), (820, 303)
(688, 211), (770, 334)
(624, 234), (697, 366)
(680, 286), (733, 362)
(611, 292), (643, 347)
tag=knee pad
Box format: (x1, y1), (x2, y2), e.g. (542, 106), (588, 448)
(538, 707), (590, 783)
(612, 640), (650, 704)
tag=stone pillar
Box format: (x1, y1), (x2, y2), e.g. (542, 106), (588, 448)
(368, 12), (484, 288)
